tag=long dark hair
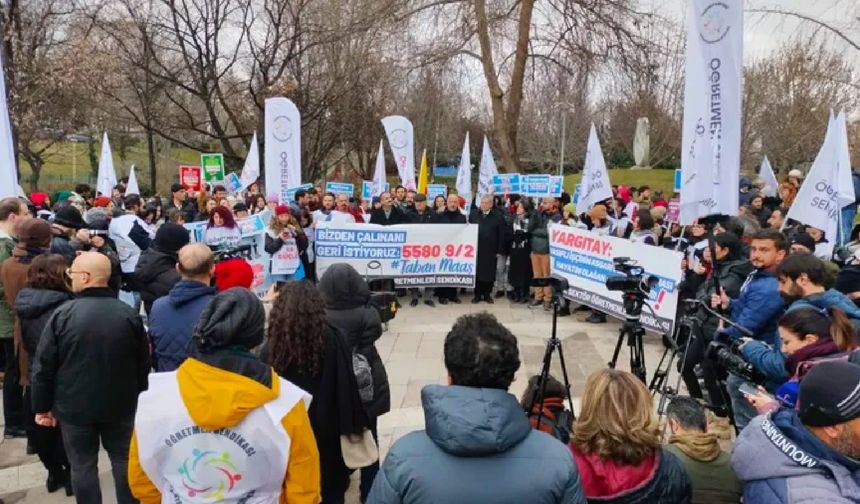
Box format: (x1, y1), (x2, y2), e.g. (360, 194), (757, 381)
(208, 205), (236, 229)
(267, 281), (327, 375)
(26, 254), (71, 292)
(778, 307), (857, 352)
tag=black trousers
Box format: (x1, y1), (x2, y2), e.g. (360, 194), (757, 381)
(2, 339), (23, 431)
(62, 415), (136, 504)
(359, 417), (379, 503)
(474, 281), (494, 298)
(23, 387), (68, 473)
(435, 287), (458, 300)
(678, 325), (728, 415)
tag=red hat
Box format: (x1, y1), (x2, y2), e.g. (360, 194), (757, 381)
(93, 196), (112, 208)
(214, 259), (254, 292)
(275, 204), (291, 216)
(29, 192), (49, 207)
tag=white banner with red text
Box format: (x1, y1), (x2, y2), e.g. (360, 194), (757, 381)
(549, 223), (683, 334)
(315, 223), (477, 288)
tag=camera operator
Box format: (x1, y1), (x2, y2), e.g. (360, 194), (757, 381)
(679, 232), (753, 431)
(776, 252), (860, 321)
(710, 229), (787, 430)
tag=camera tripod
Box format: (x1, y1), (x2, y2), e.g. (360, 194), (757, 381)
(608, 291), (650, 383)
(529, 278), (576, 425)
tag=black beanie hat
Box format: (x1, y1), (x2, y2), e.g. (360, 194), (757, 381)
(154, 223), (190, 253)
(799, 360), (860, 427)
(52, 205), (85, 229)
(190, 288), (265, 353)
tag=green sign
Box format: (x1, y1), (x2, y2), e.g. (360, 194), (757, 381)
(201, 153), (225, 182)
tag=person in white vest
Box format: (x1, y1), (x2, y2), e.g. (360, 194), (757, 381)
(108, 194), (154, 310)
(128, 288), (321, 504)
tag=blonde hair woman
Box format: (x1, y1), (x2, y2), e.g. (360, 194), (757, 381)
(569, 369), (691, 503)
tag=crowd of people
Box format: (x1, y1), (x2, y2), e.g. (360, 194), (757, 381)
(0, 165), (858, 504)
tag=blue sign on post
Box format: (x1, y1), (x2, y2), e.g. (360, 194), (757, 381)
(433, 165), (458, 177)
(550, 176), (564, 197)
(426, 184), (448, 200)
(223, 172), (243, 194)
(282, 183), (313, 204)
(521, 174), (552, 197)
(572, 184), (581, 205)
(325, 182), (355, 196)
(492, 173), (521, 194)
(674, 169), (682, 193)
(361, 181), (390, 200)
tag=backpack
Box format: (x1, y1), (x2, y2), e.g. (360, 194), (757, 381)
(527, 399), (573, 444)
(351, 349), (374, 404)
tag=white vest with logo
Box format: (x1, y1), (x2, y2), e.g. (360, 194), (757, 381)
(134, 371), (311, 503)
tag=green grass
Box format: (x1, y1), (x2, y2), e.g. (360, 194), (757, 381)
(564, 168), (676, 196)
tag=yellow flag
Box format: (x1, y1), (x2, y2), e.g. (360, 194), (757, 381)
(417, 149), (429, 194)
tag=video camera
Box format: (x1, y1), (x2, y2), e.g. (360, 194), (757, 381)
(605, 257), (658, 296)
(706, 332), (766, 385)
(212, 244), (254, 263)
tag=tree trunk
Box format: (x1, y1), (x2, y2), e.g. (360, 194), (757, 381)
(21, 150), (41, 192)
(146, 124), (157, 192)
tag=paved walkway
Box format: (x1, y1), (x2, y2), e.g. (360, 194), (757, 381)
(0, 294), (668, 503)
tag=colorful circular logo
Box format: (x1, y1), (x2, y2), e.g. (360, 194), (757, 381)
(272, 116), (293, 142)
(177, 449), (243, 501)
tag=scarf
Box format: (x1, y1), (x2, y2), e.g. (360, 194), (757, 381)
(667, 431), (722, 462)
(784, 338), (840, 377)
(11, 245), (47, 264)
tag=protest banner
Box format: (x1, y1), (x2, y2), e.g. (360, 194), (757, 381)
(201, 153), (225, 182)
(549, 223), (683, 334)
(759, 156), (778, 197)
(666, 198), (681, 223)
(382, 115), (416, 190)
(271, 237), (301, 275)
(427, 184), (448, 200)
(180, 166), (202, 192)
(362, 181), (390, 200)
(326, 182), (355, 196)
(572, 184), (581, 205)
(223, 172), (243, 193)
(371, 139), (387, 198)
(679, 0), (743, 224)
(265, 97), (302, 201)
(673, 169), (682, 193)
(240, 131), (260, 190)
(315, 223), (478, 288)
(477, 136), (498, 198)
(492, 174), (520, 194)
(521, 174), (552, 198)
(126, 165), (140, 195)
(0, 48), (16, 198)
(434, 166), (457, 177)
(283, 183), (313, 204)
(578, 124), (612, 209)
(184, 212), (271, 298)
(456, 132), (471, 202)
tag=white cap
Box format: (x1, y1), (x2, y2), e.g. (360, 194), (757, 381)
(788, 169), (803, 179)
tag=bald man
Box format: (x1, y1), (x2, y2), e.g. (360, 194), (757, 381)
(32, 252), (149, 504)
(148, 243), (217, 372)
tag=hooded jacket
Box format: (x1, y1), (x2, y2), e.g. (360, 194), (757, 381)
(128, 358), (320, 504)
(14, 287), (73, 366)
(665, 433), (741, 504)
(318, 263), (390, 418)
(788, 288), (860, 320)
(134, 246), (181, 315)
(723, 269), (784, 343)
(367, 385), (586, 503)
(732, 409), (860, 503)
(148, 280), (216, 372)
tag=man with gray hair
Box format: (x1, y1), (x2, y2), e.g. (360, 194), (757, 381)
(665, 396), (741, 503)
(469, 194), (506, 303)
(148, 243), (217, 372)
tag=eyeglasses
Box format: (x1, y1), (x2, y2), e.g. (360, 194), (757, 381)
(65, 268), (90, 278)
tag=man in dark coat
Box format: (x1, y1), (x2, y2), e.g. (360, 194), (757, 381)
(164, 183), (196, 223)
(469, 195), (507, 304)
(148, 243), (216, 372)
(318, 264), (390, 502)
(407, 194), (435, 306)
(431, 194), (467, 304)
(369, 192), (408, 226)
(134, 223), (190, 315)
(32, 252), (149, 504)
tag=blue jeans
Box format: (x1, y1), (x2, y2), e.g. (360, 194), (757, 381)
(726, 373), (758, 431)
(359, 418), (379, 503)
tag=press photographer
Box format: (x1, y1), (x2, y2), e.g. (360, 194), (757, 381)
(709, 229), (787, 430)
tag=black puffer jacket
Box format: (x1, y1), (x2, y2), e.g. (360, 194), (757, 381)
(318, 263), (390, 418)
(14, 288), (73, 367)
(134, 246), (181, 315)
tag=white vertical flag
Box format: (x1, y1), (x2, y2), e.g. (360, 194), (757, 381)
(785, 112), (854, 255)
(455, 132), (471, 201)
(477, 136), (497, 199)
(240, 132), (260, 190)
(125, 165), (140, 195)
(381, 115), (416, 190)
(758, 156), (778, 197)
(265, 98), (301, 202)
(578, 123), (613, 210)
(0, 48), (17, 198)
(679, 0), (743, 225)
(372, 139), (386, 197)
(96, 132), (118, 197)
